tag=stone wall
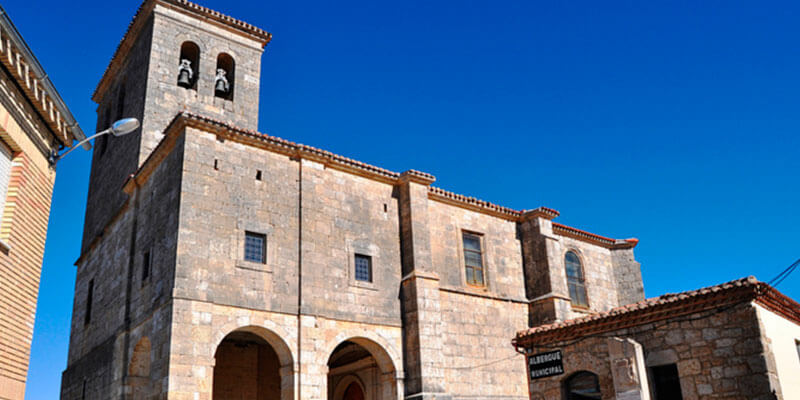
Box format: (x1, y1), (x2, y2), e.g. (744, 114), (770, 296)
(82, 1), (265, 253)
(62, 132), (185, 400)
(439, 290), (529, 400)
(525, 302), (782, 400)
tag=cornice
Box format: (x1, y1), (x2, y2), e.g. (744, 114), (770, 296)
(0, 6), (85, 146)
(92, 0), (272, 103)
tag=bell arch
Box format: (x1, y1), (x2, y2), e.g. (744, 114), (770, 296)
(178, 41), (200, 90)
(214, 53), (235, 100)
(212, 325), (294, 400)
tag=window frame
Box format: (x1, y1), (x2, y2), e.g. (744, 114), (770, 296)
(564, 249), (589, 308)
(347, 241), (379, 290)
(461, 231), (486, 288)
(648, 363), (684, 400)
(243, 231), (267, 264)
(354, 253), (373, 283)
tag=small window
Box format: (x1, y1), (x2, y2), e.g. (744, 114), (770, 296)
(650, 364), (683, 400)
(354, 254), (372, 282)
(84, 279), (94, 325)
(244, 231), (266, 263)
(462, 232), (485, 286)
(97, 108), (111, 157)
(142, 251), (151, 283)
(565, 251), (588, 307)
(116, 84), (126, 120)
(564, 371), (601, 400)
(256, 170), (262, 181)
(215, 53), (235, 100)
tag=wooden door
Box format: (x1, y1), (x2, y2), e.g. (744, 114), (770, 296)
(343, 382), (364, 400)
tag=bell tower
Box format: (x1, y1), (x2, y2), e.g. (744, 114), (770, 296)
(81, 0), (271, 251)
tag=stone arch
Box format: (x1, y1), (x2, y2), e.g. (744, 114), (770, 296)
(178, 41), (201, 90)
(325, 332), (401, 400)
(214, 52), (235, 100)
(212, 325), (295, 400)
(321, 331), (401, 377)
(129, 337), (151, 377)
(563, 370), (602, 400)
(126, 337), (152, 399)
(332, 375), (367, 400)
(557, 338), (614, 398)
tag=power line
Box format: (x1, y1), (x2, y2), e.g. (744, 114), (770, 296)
(767, 258), (800, 288)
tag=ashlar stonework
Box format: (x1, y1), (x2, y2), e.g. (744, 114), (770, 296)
(61, 1), (645, 399)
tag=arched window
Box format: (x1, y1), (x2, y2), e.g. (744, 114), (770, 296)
(565, 251), (588, 307)
(215, 53), (235, 100)
(564, 371), (601, 400)
(178, 41), (200, 90)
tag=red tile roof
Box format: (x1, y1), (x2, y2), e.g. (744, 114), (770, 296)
(160, 112), (628, 242)
(93, 0), (272, 102)
(513, 276), (800, 348)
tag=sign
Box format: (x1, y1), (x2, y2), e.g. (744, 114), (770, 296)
(527, 350), (564, 380)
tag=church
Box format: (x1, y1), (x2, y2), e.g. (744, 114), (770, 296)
(60, 1), (649, 399)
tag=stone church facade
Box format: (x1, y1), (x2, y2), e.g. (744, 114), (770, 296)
(61, 1), (644, 399)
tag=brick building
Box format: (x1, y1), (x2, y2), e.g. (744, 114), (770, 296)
(513, 277), (800, 400)
(0, 6), (86, 400)
(61, 1), (647, 399)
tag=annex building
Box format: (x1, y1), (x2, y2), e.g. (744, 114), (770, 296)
(61, 1), (649, 399)
(0, 6), (86, 400)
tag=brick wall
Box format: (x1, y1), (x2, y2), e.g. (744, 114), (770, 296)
(0, 152), (54, 400)
(0, 62), (58, 399)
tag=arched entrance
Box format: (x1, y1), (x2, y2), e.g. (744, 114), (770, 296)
(343, 382), (365, 400)
(212, 327), (294, 400)
(328, 338), (397, 400)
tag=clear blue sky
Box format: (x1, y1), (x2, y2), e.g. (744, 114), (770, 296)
(6, 0), (798, 398)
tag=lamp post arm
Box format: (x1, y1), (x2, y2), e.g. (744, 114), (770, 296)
(50, 128), (111, 166)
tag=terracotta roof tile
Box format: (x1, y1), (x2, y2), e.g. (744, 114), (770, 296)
(165, 112), (630, 245)
(513, 276), (800, 347)
(93, 0), (272, 101)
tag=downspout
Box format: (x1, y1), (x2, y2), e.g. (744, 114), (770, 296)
(296, 153), (303, 399)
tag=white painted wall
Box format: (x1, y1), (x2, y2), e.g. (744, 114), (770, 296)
(755, 304), (800, 399)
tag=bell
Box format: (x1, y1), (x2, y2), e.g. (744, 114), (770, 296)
(177, 69), (192, 88)
(215, 78), (229, 94)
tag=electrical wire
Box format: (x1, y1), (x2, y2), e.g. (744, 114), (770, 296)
(519, 258), (800, 353)
(768, 258), (800, 288)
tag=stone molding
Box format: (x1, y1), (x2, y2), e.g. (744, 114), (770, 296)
(93, 0), (272, 102)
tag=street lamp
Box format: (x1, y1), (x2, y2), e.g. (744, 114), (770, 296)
(49, 118), (140, 166)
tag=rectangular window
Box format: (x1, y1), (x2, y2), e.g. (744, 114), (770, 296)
(84, 279), (94, 325)
(142, 251), (151, 282)
(354, 254), (372, 282)
(650, 364), (683, 400)
(0, 142), (12, 216)
(244, 231), (266, 263)
(462, 232), (485, 286)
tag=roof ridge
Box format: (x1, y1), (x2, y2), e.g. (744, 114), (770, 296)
(514, 276), (764, 341)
